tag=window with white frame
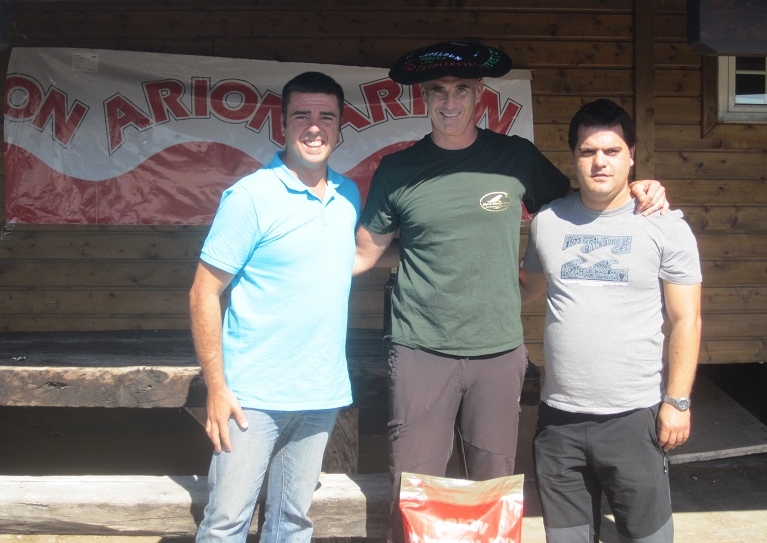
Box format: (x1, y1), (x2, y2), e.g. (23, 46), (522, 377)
(718, 56), (767, 123)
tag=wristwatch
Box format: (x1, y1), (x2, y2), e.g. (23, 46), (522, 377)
(663, 394), (691, 412)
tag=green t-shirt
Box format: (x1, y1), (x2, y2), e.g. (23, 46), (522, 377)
(360, 129), (570, 356)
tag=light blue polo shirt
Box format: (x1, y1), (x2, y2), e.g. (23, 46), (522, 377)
(200, 152), (360, 411)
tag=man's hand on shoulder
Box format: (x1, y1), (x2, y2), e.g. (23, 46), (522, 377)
(630, 179), (669, 216)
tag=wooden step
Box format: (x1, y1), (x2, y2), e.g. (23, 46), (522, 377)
(0, 472), (390, 537)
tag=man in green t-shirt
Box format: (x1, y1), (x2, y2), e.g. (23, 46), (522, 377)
(351, 41), (668, 543)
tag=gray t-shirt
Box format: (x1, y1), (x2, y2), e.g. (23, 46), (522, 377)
(522, 194), (701, 414)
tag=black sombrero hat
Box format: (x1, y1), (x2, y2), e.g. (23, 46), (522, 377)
(388, 41), (512, 85)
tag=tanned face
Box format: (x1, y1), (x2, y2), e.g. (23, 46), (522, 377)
(281, 92), (341, 179)
(420, 76), (483, 150)
(572, 123), (636, 211)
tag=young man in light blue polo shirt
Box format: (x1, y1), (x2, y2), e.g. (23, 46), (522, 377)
(190, 72), (361, 543)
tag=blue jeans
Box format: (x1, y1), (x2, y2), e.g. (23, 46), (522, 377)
(196, 408), (339, 543)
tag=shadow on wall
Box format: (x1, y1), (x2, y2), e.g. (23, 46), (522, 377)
(0, 406), (213, 476)
(697, 363), (767, 424)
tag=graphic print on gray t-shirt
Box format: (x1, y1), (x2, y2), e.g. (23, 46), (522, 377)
(561, 234), (631, 283)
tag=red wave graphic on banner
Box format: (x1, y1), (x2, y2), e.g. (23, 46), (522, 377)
(342, 140), (416, 204)
(5, 142), (260, 224)
(4, 140), (418, 225)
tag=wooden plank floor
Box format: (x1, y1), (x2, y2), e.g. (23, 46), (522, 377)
(670, 375), (767, 463)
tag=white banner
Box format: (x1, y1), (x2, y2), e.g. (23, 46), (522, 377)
(4, 47), (533, 224)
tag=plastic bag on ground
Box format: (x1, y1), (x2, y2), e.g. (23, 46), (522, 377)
(399, 472), (525, 543)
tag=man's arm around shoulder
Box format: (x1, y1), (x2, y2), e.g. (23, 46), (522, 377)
(189, 261), (247, 453)
(353, 225), (398, 275)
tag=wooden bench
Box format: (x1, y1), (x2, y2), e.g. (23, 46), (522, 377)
(0, 328), (388, 410)
(0, 329), (391, 536)
(0, 472), (390, 537)
(5, 329), (766, 537)
(0, 328), (390, 472)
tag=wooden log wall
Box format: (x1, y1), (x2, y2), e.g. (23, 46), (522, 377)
(0, 0), (765, 367)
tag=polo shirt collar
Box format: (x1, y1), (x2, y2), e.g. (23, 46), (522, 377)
(270, 151), (345, 197)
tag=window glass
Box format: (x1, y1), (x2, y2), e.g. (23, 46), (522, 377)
(735, 74), (766, 105)
(734, 57), (767, 105)
(735, 57), (765, 71)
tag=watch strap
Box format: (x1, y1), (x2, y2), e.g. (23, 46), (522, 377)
(663, 394), (691, 411)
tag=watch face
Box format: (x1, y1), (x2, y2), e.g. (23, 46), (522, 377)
(677, 398), (690, 410)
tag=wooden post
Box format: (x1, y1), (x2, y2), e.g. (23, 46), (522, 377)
(634, 0), (655, 181)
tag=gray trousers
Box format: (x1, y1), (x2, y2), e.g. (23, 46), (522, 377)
(386, 343), (526, 543)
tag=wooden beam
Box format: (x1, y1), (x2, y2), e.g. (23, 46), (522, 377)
(0, 370), (359, 473)
(0, 329), (389, 408)
(700, 55), (719, 136)
(633, 0), (655, 181)
(688, 0), (767, 56)
(0, 473), (390, 537)
(0, 366), (206, 408)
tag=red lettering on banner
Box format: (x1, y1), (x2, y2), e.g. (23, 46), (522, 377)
(342, 104), (373, 131)
(5, 75), (43, 120)
(361, 79), (410, 123)
(105, 95), (154, 153)
(209, 80), (259, 122)
(476, 88), (521, 134)
(144, 79), (192, 123)
(5, 75), (89, 147)
(411, 84), (426, 116)
(6, 71), (522, 169)
(192, 77), (210, 117)
(245, 90), (283, 146)
(33, 89), (89, 147)
(343, 81), (427, 131)
(343, 83), (426, 132)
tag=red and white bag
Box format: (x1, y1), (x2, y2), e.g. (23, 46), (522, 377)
(399, 472), (525, 543)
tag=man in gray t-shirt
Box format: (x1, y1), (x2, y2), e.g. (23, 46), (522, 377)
(519, 99), (701, 543)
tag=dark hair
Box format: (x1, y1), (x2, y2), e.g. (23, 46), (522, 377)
(281, 71), (345, 123)
(567, 99), (636, 151)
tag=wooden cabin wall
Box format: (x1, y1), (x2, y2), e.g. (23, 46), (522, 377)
(0, 0), (765, 368)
